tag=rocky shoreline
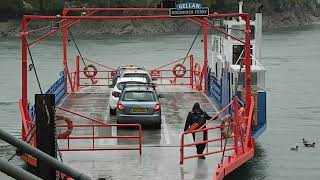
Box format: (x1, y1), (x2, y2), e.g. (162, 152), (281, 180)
(1, 13), (319, 37)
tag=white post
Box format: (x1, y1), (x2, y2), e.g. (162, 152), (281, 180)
(255, 13), (262, 62)
(239, 1), (243, 14)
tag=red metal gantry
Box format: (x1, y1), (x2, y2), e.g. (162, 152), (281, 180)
(20, 7), (254, 180)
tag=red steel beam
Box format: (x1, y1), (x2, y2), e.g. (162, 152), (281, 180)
(21, 19), (28, 109)
(188, 17), (245, 44)
(244, 15), (252, 116)
(56, 106), (106, 125)
(184, 147), (234, 160)
(59, 148), (140, 152)
(184, 136), (234, 147)
(64, 7), (169, 14)
(23, 13), (249, 21)
(28, 11), (97, 47)
(81, 58), (116, 70)
(57, 136), (140, 139)
(202, 17), (208, 94)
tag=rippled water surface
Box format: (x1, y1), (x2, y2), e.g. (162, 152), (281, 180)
(1, 24), (320, 179)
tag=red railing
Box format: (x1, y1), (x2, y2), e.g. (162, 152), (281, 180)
(57, 123), (142, 154)
(19, 99), (35, 142)
(180, 125), (235, 164)
(180, 100), (234, 165)
(56, 106), (142, 154)
(214, 96), (255, 180)
(69, 54), (205, 91)
(180, 96), (255, 180)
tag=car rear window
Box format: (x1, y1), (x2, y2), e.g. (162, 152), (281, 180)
(122, 91), (156, 102)
(123, 73), (150, 82)
(117, 81), (146, 90)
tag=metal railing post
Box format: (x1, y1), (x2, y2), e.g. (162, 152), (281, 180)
(92, 125), (95, 150)
(180, 133), (185, 165)
(139, 125), (142, 155)
(76, 55), (80, 90)
(233, 98), (239, 155)
(190, 55), (194, 89)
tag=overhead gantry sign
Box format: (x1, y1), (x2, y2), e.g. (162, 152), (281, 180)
(170, 2), (209, 17)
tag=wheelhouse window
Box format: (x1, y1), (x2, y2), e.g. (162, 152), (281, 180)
(238, 72), (258, 86)
(230, 25), (255, 40)
(232, 45), (252, 65)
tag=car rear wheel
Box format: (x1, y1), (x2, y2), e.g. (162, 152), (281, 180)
(109, 107), (116, 116)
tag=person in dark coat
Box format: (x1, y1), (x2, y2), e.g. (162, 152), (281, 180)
(184, 103), (218, 159)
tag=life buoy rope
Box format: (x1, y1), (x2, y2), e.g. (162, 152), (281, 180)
(220, 107), (247, 139)
(56, 115), (73, 139)
(83, 64), (97, 78)
(172, 64), (187, 78)
(194, 63), (201, 76)
(220, 114), (233, 139)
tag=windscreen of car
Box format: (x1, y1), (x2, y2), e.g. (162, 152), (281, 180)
(122, 91), (156, 102)
(123, 73), (150, 82)
(117, 81), (146, 90)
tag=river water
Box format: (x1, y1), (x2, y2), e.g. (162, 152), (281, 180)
(1, 24), (320, 180)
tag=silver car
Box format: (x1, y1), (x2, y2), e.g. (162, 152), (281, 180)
(111, 65), (145, 87)
(116, 84), (161, 129)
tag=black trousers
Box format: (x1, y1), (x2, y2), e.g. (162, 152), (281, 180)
(192, 130), (208, 155)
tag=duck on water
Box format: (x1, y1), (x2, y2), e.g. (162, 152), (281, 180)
(304, 143), (316, 148)
(290, 146), (299, 151)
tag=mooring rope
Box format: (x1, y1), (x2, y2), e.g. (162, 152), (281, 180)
(68, 29), (87, 67)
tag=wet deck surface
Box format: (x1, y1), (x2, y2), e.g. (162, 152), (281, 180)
(57, 86), (232, 180)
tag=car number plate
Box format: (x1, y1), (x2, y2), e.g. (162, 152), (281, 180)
(131, 108), (147, 113)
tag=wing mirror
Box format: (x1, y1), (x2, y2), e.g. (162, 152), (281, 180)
(152, 77), (158, 81)
(158, 94), (164, 98)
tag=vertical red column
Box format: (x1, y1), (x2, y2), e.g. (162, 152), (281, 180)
(21, 17), (28, 108)
(202, 18), (208, 93)
(190, 55), (194, 89)
(243, 15), (252, 116)
(21, 17), (28, 141)
(62, 17), (74, 92)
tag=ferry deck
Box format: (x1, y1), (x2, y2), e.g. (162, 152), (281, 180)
(57, 85), (233, 180)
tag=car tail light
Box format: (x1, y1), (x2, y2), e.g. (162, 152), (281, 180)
(112, 91), (121, 97)
(154, 103), (161, 112)
(117, 103), (124, 111)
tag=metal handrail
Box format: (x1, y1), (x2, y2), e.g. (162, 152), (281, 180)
(180, 99), (235, 165)
(214, 96), (255, 179)
(56, 107), (142, 154)
(57, 124), (142, 154)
